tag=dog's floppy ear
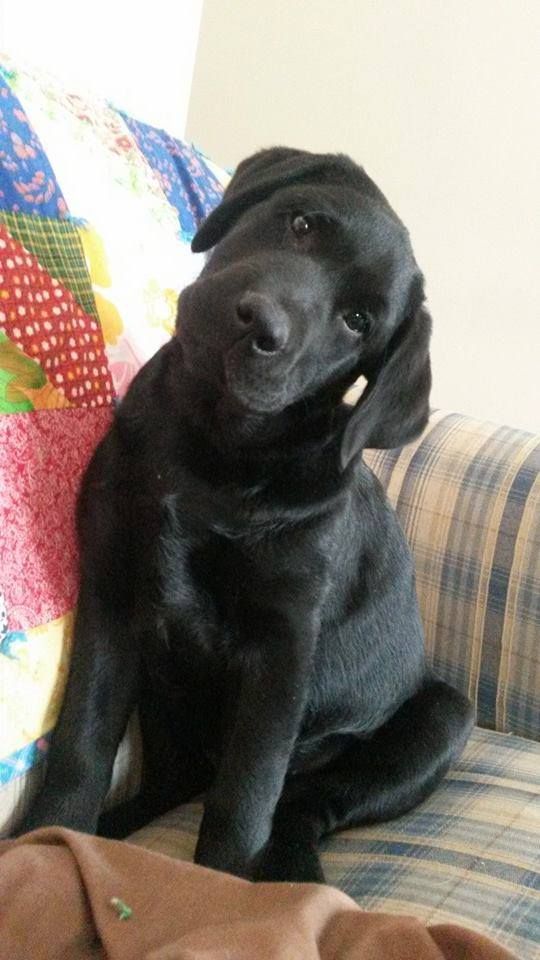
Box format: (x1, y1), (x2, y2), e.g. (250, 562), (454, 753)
(340, 300), (432, 469)
(192, 147), (379, 253)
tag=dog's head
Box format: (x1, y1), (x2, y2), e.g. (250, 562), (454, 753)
(179, 147), (431, 466)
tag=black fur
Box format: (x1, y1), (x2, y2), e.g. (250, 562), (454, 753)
(15, 148), (474, 882)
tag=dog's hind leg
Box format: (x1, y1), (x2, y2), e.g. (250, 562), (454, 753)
(255, 678), (474, 883)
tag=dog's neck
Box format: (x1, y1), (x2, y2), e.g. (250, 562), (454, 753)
(115, 339), (360, 514)
(147, 339), (358, 497)
(171, 348), (349, 459)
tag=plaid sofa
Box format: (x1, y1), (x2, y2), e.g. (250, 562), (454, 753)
(1, 57), (539, 960)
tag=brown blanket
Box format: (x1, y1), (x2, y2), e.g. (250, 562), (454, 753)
(1, 828), (516, 959)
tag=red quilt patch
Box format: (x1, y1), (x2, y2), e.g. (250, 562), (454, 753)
(0, 225), (114, 408)
(0, 407), (112, 631)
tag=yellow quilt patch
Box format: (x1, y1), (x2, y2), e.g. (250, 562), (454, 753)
(0, 611), (74, 757)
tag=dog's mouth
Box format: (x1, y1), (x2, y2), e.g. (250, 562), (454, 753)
(223, 339), (294, 413)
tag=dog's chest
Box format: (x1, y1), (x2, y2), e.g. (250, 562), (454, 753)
(155, 497), (325, 656)
(159, 529), (286, 630)
(152, 515), (235, 644)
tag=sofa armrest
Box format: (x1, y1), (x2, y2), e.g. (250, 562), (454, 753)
(364, 410), (540, 741)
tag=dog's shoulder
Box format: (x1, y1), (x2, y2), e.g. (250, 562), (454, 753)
(115, 341), (180, 437)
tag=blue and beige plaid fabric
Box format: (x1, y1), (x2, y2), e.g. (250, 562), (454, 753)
(129, 727), (540, 960)
(365, 410), (540, 742)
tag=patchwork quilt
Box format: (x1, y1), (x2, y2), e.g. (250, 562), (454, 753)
(0, 54), (227, 791)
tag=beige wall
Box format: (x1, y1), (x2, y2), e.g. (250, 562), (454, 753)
(186, 0), (539, 432)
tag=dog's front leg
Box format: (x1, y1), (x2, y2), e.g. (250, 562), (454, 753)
(195, 610), (317, 878)
(14, 580), (140, 835)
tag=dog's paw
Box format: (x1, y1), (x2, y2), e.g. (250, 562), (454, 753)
(13, 793), (99, 838)
(194, 829), (257, 879)
(254, 836), (326, 884)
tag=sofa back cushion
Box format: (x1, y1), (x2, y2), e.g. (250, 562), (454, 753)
(366, 411), (540, 741)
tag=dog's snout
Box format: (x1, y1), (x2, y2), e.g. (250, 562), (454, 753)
(236, 292), (289, 355)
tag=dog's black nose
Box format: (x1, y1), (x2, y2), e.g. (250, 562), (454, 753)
(236, 292), (289, 354)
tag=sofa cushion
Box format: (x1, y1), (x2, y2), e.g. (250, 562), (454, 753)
(127, 727), (540, 960)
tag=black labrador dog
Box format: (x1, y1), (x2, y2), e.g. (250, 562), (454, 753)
(17, 148), (474, 882)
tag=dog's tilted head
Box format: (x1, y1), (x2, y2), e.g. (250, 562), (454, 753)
(178, 147), (431, 466)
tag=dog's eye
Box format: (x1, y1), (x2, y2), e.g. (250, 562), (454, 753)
(291, 214), (315, 237)
(341, 309), (372, 335)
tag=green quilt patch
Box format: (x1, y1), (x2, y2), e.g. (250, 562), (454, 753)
(0, 211), (98, 320)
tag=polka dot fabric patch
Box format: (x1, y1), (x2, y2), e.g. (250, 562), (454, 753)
(0, 224), (114, 408)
